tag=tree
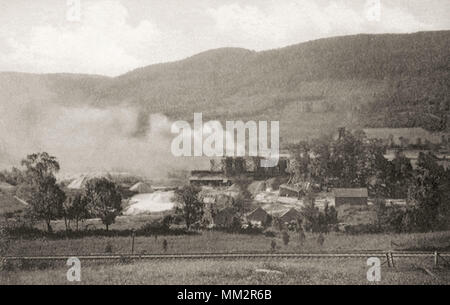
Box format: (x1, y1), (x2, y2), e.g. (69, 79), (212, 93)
(324, 202), (338, 228)
(63, 193), (90, 231)
(175, 185), (203, 229)
(385, 151), (414, 198)
(85, 178), (122, 231)
(408, 152), (446, 231)
(290, 141), (312, 183)
(373, 198), (387, 230)
(0, 224), (8, 255)
(288, 130), (387, 191)
(301, 193), (319, 232)
(18, 152), (65, 232)
(0, 224), (9, 269)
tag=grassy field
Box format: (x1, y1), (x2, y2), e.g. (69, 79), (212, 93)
(2, 257), (449, 285)
(4, 229), (450, 256)
(3, 214), (450, 285)
(2, 228), (450, 285)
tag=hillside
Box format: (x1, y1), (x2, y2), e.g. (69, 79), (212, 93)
(0, 31), (449, 144)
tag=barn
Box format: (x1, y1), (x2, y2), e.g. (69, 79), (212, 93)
(333, 188), (368, 207)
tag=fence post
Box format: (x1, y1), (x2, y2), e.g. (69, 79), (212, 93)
(386, 252), (391, 268)
(434, 251), (438, 268)
(389, 251), (395, 268)
(131, 230), (135, 255)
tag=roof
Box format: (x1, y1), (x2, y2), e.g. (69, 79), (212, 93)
(67, 174), (110, 189)
(129, 182), (153, 193)
(280, 208), (300, 217)
(189, 176), (228, 181)
(0, 193), (27, 215)
(362, 128), (444, 144)
(333, 188), (368, 198)
(189, 172), (228, 182)
(0, 181), (16, 192)
(279, 208), (301, 222)
(247, 207), (269, 219)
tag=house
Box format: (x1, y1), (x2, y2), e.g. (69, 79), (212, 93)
(333, 188), (368, 207)
(246, 207), (270, 227)
(279, 208), (301, 224)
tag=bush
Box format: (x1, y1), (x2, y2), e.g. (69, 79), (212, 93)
(138, 220), (173, 236)
(3, 259), (58, 271)
(3, 222), (42, 239)
(220, 225), (263, 235)
(344, 223), (382, 234)
(119, 255), (132, 264)
(137, 220), (194, 236)
(105, 241), (113, 253)
(264, 229), (277, 237)
(162, 239), (168, 252)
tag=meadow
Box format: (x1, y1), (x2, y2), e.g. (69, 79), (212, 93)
(4, 228), (450, 257)
(2, 257), (449, 285)
(2, 215), (450, 285)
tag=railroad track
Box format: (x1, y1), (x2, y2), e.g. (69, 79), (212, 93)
(3, 251), (450, 261)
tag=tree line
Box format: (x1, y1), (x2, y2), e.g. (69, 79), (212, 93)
(289, 130), (450, 232)
(2, 152), (122, 232)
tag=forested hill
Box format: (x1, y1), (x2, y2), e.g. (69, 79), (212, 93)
(0, 31), (449, 142)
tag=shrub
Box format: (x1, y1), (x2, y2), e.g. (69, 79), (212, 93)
(317, 233), (325, 246)
(105, 241), (113, 253)
(264, 229), (277, 237)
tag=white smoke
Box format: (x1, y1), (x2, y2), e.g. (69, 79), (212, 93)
(0, 96), (209, 178)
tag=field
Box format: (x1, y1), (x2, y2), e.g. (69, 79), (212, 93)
(2, 257), (449, 285)
(4, 229), (450, 256)
(2, 227), (450, 285)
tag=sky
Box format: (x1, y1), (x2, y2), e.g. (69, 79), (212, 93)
(0, 0), (449, 76)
